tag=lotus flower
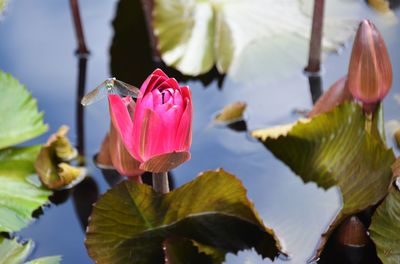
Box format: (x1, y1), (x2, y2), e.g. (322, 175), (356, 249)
(347, 20), (392, 105)
(108, 69), (192, 173)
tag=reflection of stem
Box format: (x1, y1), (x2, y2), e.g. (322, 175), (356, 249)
(306, 0), (325, 73)
(308, 75), (323, 104)
(139, 0), (159, 63)
(152, 172), (169, 193)
(69, 0), (89, 55)
(69, 0), (90, 161)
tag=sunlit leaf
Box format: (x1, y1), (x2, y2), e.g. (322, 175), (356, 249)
(86, 169), (282, 264)
(153, 0), (359, 77)
(214, 101), (246, 124)
(0, 238), (61, 264)
(0, 71), (47, 149)
(25, 256), (62, 264)
(0, 146), (52, 233)
(368, 0), (391, 12)
(252, 102), (395, 260)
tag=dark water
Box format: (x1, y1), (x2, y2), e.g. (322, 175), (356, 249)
(0, 1), (399, 263)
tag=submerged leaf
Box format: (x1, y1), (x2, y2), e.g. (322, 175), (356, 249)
(86, 169), (282, 263)
(153, 0), (359, 77)
(0, 71), (47, 149)
(0, 238), (61, 264)
(0, 146), (52, 233)
(252, 103), (395, 259)
(214, 101), (247, 123)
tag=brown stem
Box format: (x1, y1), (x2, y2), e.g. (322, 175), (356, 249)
(305, 0), (325, 73)
(152, 172), (169, 194)
(69, 0), (90, 56)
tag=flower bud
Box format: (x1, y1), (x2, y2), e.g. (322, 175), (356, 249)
(109, 69), (192, 173)
(347, 20), (392, 104)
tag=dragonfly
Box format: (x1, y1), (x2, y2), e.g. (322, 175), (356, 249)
(81, 77), (140, 106)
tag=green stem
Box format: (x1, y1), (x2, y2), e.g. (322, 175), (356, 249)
(152, 172), (169, 194)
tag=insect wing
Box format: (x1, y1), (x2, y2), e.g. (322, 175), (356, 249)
(81, 81), (108, 106)
(113, 80), (140, 98)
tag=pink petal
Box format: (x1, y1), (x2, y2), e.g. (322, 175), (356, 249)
(108, 94), (136, 158)
(174, 97), (192, 152)
(162, 106), (182, 150)
(152, 68), (168, 78)
(138, 109), (167, 162)
(139, 72), (168, 96)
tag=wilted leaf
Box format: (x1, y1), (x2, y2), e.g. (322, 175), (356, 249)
(153, 0), (359, 77)
(0, 71), (47, 149)
(368, 0), (391, 12)
(0, 237), (61, 264)
(214, 101), (246, 123)
(0, 146), (52, 233)
(35, 126), (85, 190)
(86, 169), (282, 263)
(252, 103), (395, 260)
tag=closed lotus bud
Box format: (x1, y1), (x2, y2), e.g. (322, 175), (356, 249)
(337, 216), (368, 247)
(347, 20), (392, 105)
(109, 69), (192, 173)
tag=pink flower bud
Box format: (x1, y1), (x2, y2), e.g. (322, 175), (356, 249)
(108, 69), (192, 173)
(347, 20), (392, 104)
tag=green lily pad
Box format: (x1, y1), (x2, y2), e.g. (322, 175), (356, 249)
(0, 237), (61, 264)
(86, 169), (282, 264)
(0, 71), (47, 149)
(369, 159), (400, 264)
(153, 0), (358, 76)
(0, 146), (52, 233)
(252, 102), (395, 260)
(214, 101), (247, 124)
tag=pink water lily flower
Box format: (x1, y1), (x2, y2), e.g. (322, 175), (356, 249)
(108, 69), (192, 173)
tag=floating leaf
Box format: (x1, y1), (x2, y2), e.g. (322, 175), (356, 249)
(0, 71), (47, 149)
(0, 237), (61, 264)
(0, 146), (52, 233)
(214, 101), (246, 124)
(35, 126), (85, 190)
(153, 0), (358, 76)
(86, 169), (282, 263)
(252, 103), (395, 260)
(370, 183), (400, 264)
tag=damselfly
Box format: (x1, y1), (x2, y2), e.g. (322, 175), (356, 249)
(81, 78), (140, 106)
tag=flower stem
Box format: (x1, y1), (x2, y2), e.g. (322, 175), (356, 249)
(152, 172), (169, 194)
(305, 0), (325, 73)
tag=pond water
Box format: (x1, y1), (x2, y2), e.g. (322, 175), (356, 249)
(0, 1), (399, 263)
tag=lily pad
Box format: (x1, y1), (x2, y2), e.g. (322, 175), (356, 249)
(86, 169), (282, 263)
(0, 146), (52, 233)
(369, 159), (400, 264)
(0, 237), (61, 264)
(0, 71), (48, 149)
(252, 103), (395, 260)
(153, 0), (359, 76)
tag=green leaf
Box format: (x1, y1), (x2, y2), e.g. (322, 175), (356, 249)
(153, 0), (359, 76)
(86, 169), (282, 264)
(25, 256), (62, 264)
(0, 237), (61, 264)
(0, 147), (52, 233)
(163, 238), (214, 264)
(0, 238), (32, 264)
(369, 159), (400, 264)
(252, 102), (395, 259)
(0, 71), (48, 149)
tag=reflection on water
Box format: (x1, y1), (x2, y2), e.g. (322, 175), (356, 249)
(0, 1), (399, 263)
